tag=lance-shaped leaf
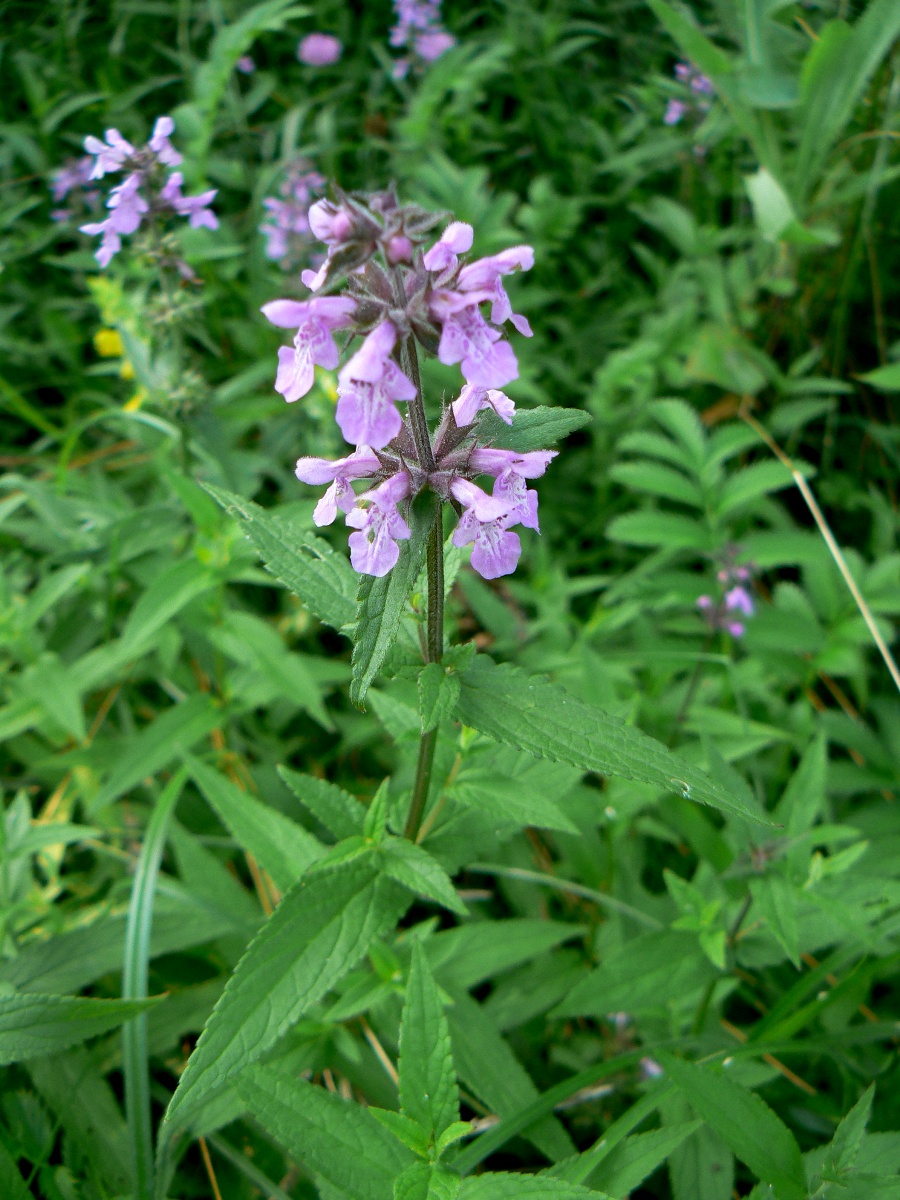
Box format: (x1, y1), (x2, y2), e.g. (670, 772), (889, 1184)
(459, 1177), (600, 1199)
(475, 406), (591, 453)
(457, 656), (769, 825)
(381, 839), (468, 916)
(400, 941), (459, 1140)
(395, 1163), (462, 1200)
(277, 765), (366, 840)
(657, 1053), (805, 1200)
(238, 1064), (413, 1200)
(0, 994), (161, 1064)
(203, 483), (356, 631)
(351, 492), (436, 708)
(164, 856), (409, 1128)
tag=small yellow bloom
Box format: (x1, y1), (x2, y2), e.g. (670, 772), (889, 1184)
(94, 328), (124, 358)
(124, 388), (147, 412)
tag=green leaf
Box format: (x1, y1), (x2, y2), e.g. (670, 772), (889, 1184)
(457, 656), (768, 825)
(663, 1093), (734, 1200)
(0, 1141), (30, 1200)
(750, 876), (800, 968)
(419, 662), (462, 733)
(395, 1163), (462, 1200)
(822, 1085), (874, 1177)
(187, 754), (325, 892)
(371, 1109), (433, 1157)
(203, 483), (356, 631)
(351, 493), (435, 708)
(475, 405), (591, 452)
(400, 941), (460, 1140)
(89, 695), (221, 812)
(744, 168), (795, 243)
(589, 1122), (702, 1197)
(118, 559), (215, 658)
(0, 994), (160, 1064)
(382, 838), (468, 916)
(606, 510), (710, 551)
(450, 768), (577, 834)
(238, 1064), (414, 1200)
(657, 1053), (805, 1200)
(858, 363), (900, 393)
(459, 1176), (598, 1199)
(277, 765), (366, 839)
(164, 857), (408, 1128)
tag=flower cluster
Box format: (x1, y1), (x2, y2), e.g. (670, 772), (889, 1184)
(78, 117), (218, 267)
(259, 161), (326, 268)
(390, 0), (455, 79)
(262, 187), (555, 579)
(664, 61), (714, 126)
(697, 554), (756, 638)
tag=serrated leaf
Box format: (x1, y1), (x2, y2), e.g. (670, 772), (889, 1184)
(858, 363), (900, 392)
(203, 483), (356, 630)
(370, 1109), (432, 1157)
(459, 1176), (599, 1199)
(351, 493), (435, 707)
(238, 1064), (413, 1200)
(457, 656), (768, 825)
(118, 558), (215, 658)
(606, 510), (710, 551)
(451, 768), (577, 834)
(186, 755), (325, 892)
(382, 839), (468, 916)
(589, 1122), (702, 1197)
(750, 876), (800, 968)
(475, 406), (591, 453)
(277, 765), (366, 839)
(822, 1085), (874, 1176)
(0, 994), (160, 1064)
(657, 1053), (805, 1200)
(164, 857), (408, 1128)
(400, 941), (459, 1140)
(419, 662), (462, 733)
(395, 1163), (462, 1200)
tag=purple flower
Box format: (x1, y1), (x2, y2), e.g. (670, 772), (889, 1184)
(431, 299), (520, 388)
(456, 245), (534, 335)
(450, 478), (522, 580)
(347, 473), (412, 576)
(295, 446), (381, 526)
(423, 220), (473, 274)
(236, 55), (256, 74)
(297, 33), (343, 66)
(416, 30), (456, 60)
(259, 166), (325, 265)
(83, 128), (135, 179)
(308, 199), (354, 246)
(470, 448), (556, 531)
(80, 172), (148, 265)
(386, 234), (413, 264)
(336, 321), (416, 448)
(160, 172), (218, 229)
(664, 98), (687, 126)
(147, 116), (182, 168)
(51, 157), (94, 203)
(451, 384), (515, 426)
(725, 586), (754, 617)
(262, 296), (357, 402)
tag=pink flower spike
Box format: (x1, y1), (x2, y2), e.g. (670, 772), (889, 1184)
(297, 32), (343, 65)
(346, 473), (412, 576)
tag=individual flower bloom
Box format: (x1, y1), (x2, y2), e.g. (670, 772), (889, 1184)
(297, 32), (343, 65)
(51, 156), (94, 202)
(471, 448), (556, 531)
(261, 295), (357, 402)
(392, 57), (411, 79)
(84, 128), (135, 178)
(727, 621), (745, 638)
(416, 30), (455, 60)
(294, 446), (380, 526)
(450, 477), (522, 580)
(308, 198), (354, 245)
(80, 171), (148, 265)
(674, 62), (692, 83)
(455, 245), (534, 335)
(432, 298), (519, 389)
(386, 234), (413, 263)
(346, 472), (412, 576)
(236, 55), (256, 73)
(451, 383), (515, 426)
(696, 595), (713, 611)
(159, 172), (219, 229)
(691, 72), (714, 96)
(664, 98), (687, 125)
(423, 220), (473, 274)
(147, 116), (182, 167)
(336, 321), (416, 448)
(725, 586), (754, 617)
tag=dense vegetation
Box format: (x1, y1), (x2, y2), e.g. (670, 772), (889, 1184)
(2, 1), (900, 1197)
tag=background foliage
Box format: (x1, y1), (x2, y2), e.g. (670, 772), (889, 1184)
(2, 1), (900, 1198)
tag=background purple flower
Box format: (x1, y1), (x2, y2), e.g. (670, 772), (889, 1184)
(297, 33), (342, 66)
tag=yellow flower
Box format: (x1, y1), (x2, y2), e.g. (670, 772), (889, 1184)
(94, 328), (124, 358)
